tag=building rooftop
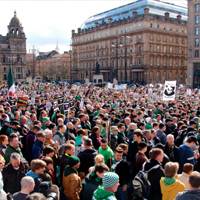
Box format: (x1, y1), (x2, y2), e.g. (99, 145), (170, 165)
(81, 0), (187, 29)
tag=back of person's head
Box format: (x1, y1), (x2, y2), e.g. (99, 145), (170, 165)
(149, 148), (163, 160)
(189, 171), (200, 189)
(84, 138), (93, 147)
(159, 123), (165, 129)
(94, 163), (109, 173)
(26, 192), (46, 200)
(183, 163), (194, 174)
(21, 176), (35, 191)
(31, 159), (46, 172)
(138, 142), (147, 151)
(164, 162), (179, 178)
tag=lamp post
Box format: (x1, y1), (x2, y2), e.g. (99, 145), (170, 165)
(112, 40), (122, 81)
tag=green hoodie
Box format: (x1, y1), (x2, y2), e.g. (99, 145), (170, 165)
(93, 186), (116, 200)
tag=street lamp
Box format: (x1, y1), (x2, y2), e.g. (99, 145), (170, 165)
(121, 35), (131, 83)
(111, 40), (122, 81)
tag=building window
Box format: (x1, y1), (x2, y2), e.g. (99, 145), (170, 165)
(195, 50), (200, 57)
(195, 38), (200, 47)
(195, 15), (200, 24)
(195, 27), (200, 35)
(195, 3), (200, 13)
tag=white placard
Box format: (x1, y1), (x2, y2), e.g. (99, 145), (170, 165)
(163, 81), (176, 101)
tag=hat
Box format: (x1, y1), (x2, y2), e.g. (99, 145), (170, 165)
(68, 156), (80, 167)
(103, 172), (119, 189)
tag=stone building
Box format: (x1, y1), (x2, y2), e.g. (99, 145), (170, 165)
(71, 0), (188, 84)
(188, 0), (200, 88)
(34, 50), (71, 81)
(0, 11), (26, 83)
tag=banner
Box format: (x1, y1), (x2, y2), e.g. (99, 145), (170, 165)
(17, 96), (28, 107)
(107, 82), (113, 89)
(163, 81), (176, 101)
(114, 84), (127, 90)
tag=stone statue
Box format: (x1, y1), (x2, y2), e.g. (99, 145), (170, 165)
(95, 62), (100, 74)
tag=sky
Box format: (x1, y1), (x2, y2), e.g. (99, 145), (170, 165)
(0, 0), (187, 53)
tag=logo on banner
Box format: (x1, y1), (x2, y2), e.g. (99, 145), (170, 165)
(163, 81), (176, 101)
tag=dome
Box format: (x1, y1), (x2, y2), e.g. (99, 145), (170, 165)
(9, 11), (21, 27)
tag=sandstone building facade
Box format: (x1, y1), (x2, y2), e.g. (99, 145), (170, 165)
(71, 0), (188, 84)
(188, 0), (200, 88)
(0, 11), (26, 83)
(32, 50), (71, 81)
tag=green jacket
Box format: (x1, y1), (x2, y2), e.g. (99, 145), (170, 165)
(4, 145), (24, 163)
(92, 186), (117, 200)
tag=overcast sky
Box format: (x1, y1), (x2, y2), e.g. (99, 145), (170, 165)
(0, 0), (187, 53)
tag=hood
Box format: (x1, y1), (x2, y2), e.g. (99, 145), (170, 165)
(93, 185), (114, 200)
(64, 166), (77, 176)
(160, 177), (181, 192)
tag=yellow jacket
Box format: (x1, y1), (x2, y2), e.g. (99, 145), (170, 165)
(160, 177), (185, 200)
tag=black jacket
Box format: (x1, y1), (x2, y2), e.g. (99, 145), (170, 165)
(2, 163), (27, 194)
(78, 148), (97, 175)
(111, 159), (130, 186)
(144, 159), (164, 200)
(164, 144), (179, 162)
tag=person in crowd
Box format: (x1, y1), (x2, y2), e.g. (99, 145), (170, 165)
(62, 156), (82, 200)
(4, 133), (25, 163)
(78, 138), (97, 179)
(178, 163), (194, 189)
(26, 159), (47, 192)
(156, 123), (166, 145)
(178, 136), (198, 172)
(32, 132), (46, 159)
(111, 146), (130, 200)
(26, 192), (47, 200)
(176, 171), (200, 200)
(88, 154), (105, 174)
(143, 148), (165, 200)
(13, 176), (35, 200)
(0, 155), (6, 200)
(164, 134), (179, 162)
(92, 172), (119, 200)
(82, 163), (109, 200)
(90, 126), (102, 150)
(0, 135), (8, 157)
(25, 125), (41, 162)
(98, 139), (114, 167)
(135, 142), (148, 175)
(2, 153), (27, 194)
(160, 162), (185, 200)
(53, 125), (66, 146)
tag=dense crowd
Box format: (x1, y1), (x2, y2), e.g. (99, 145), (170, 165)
(0, 83), (200, 200)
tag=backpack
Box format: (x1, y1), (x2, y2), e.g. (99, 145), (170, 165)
(131, 165), (160, 200)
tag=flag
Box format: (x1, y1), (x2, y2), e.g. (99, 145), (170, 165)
(7, 66), (15, 97)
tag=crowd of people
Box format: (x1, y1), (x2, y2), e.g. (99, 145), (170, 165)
(0, 82), (200, 200)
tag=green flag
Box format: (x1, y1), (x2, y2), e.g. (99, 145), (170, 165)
(7, 66), (15, 96)
(7, 66), (14, 88)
